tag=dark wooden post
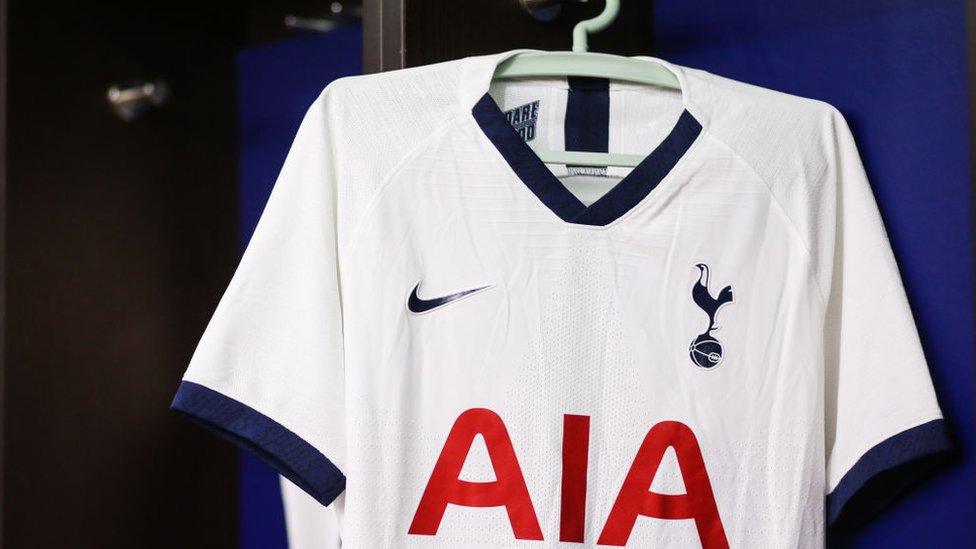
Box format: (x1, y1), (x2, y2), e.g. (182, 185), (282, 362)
(364, 0), (654, 72)
(0, 0), (6, 542)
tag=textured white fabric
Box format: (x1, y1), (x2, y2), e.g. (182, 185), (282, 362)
(281, 477), (342, 549)
(183, 95), (347, 473)
(180, 51), (944, 548)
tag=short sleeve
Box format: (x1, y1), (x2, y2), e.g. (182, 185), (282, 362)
(171, 90), (346, 506)
(823, 110), (951, 527)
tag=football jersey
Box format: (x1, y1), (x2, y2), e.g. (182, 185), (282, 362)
(172, 51), (950, 548)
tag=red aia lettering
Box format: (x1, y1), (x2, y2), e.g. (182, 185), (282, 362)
(560, 414), (590, 543)
(597, 421), (728, 548)
(407, 408), (543, 540)
(410, 410), (728, 548)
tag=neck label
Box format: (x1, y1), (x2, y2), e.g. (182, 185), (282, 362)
(504, 100), (540, 142)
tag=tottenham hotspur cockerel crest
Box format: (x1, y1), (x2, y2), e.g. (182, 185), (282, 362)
(689, 264), (734, 369)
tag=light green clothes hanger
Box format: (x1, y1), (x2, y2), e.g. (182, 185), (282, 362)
(492, 0), (681, 168)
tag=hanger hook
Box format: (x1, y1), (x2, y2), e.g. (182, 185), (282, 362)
(572, 0), (620, 53)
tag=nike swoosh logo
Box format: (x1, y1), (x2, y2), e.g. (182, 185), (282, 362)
(407, 282), (492, 314)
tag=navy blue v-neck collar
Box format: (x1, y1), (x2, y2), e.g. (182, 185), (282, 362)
(472, 93), (702, 227)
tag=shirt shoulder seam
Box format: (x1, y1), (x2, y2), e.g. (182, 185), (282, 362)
(338, 107), (469, 253)
(701, 130), (830, 308)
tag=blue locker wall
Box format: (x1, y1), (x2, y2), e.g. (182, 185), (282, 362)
(236, 27), (362, 549)
(653, 1), (974, 546)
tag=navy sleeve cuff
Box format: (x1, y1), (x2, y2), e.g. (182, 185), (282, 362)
(827, 418), (952, 528)
(171, 380), (345, 506)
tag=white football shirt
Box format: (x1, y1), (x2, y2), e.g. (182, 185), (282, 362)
(173, 51), (950, 548)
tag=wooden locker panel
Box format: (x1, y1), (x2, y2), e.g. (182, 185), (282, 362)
(4, 1), (242, 547)
(365, 0), (654, 72)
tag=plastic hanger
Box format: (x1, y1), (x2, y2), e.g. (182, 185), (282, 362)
(492, 0), (681, 168)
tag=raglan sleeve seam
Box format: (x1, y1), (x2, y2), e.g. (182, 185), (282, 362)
(337, 108), (471, 254)
(701, 131), (830, 310)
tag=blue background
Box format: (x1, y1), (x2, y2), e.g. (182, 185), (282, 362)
(236, 26), (362, 549)
(654, 0), (974, 547)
